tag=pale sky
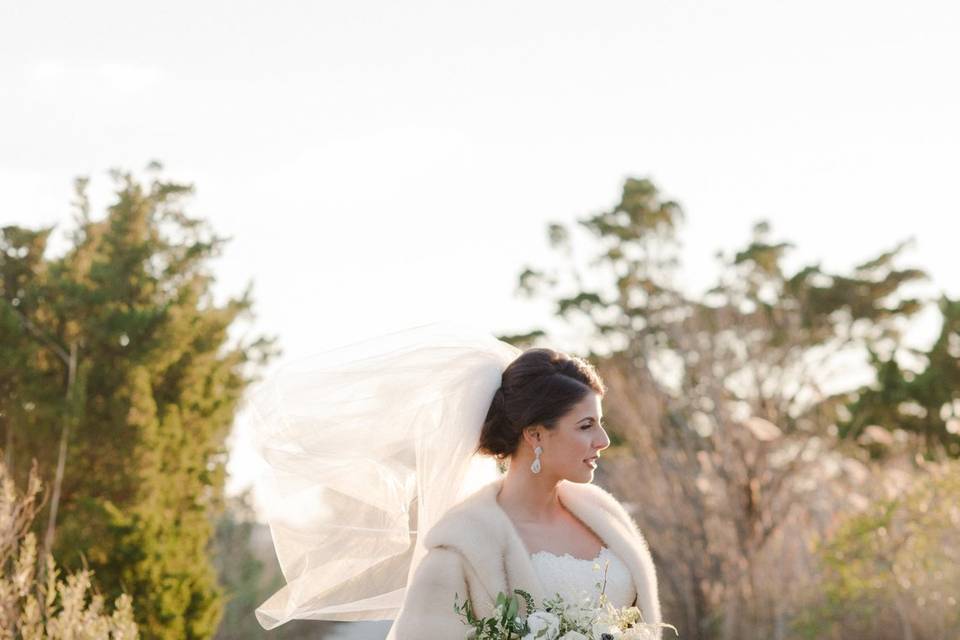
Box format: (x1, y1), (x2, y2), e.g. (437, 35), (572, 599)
(3, 0), (959, 501)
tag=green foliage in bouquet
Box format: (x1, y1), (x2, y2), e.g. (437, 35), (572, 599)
(455, 589), (531, 639)
(454, 559), (678, 640)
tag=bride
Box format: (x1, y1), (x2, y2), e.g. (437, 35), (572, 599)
(249, 323), (661, 638)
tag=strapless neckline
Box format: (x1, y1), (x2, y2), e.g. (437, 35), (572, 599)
(529, 545), (609, 563)
(528, 545), (636, 609)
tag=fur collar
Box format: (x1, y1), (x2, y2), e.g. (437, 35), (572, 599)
(422, 475), (661, 629)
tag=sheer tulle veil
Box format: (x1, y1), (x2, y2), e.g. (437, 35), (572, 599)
(247, 322), (521, 629)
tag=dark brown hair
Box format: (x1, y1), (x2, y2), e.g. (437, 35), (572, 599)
(476, 347), (606, 460)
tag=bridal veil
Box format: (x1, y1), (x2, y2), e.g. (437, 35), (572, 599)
(247, 322), (521, 629)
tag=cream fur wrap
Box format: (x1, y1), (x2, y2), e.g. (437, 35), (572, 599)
(387, 475), (662, 639)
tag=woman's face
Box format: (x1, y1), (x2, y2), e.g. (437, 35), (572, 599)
(527, 391), (610, 483)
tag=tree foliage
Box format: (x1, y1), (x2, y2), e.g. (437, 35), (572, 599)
(793, 458), (960, 639)
(840, 295), (960, 458)
(512, 176), (954, 639)
(0, 164), (278, 639)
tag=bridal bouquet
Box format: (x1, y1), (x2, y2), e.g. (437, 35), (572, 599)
(453, 560), (678, 640)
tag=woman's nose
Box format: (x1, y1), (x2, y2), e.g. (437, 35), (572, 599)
(597, 430), (611, 450)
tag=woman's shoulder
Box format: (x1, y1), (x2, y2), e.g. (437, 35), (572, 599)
(561, 481), (647, 538)
(422, 480), (506, 550)
(421, 479), (647, 552)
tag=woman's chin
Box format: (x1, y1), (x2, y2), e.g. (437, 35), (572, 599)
(566, 467), (595, 483)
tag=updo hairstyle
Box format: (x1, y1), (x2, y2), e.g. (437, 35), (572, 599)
(476, 347), (606, 461)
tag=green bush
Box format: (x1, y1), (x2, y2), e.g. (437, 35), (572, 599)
(793, 461), (960, 639)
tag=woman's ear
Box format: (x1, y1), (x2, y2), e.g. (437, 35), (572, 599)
(521, 425), (543, 449)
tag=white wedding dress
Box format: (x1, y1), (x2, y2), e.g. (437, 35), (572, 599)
(530, 546), (637, 609)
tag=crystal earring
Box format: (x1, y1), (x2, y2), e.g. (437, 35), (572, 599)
(530, 446), (543, 474)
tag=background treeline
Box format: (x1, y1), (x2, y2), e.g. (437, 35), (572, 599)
(504, 177), (960, 640)
(3, 167), (959, 639)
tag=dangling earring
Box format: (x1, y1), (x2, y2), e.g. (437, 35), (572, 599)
(530, 446), (543, 474)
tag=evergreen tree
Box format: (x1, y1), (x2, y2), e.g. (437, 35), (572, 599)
(0, 164), (278, 639)
(840, 294), (960, 459)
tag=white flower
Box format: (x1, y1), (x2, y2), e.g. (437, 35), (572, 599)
(591, 622), (622, 639)
(559, 632), (589, 640)
(523, 611), (561, 640)
(619, 606), (643, 625)
(620, 627), (658, 640)
(571, 606), (596, 630)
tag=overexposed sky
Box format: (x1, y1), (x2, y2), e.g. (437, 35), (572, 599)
(3, 0), (959, 498)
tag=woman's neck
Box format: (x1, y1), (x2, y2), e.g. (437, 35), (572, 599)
(495, 463), (565, 524)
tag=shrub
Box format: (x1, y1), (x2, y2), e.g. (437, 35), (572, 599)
(0, 455), (138, 639)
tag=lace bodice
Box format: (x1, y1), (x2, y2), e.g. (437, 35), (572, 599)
(529, 546), (636, 609)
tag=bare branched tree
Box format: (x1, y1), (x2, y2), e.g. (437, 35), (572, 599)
(515, 177), (932, 639)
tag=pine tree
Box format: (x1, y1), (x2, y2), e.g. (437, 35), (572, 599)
(1, 163), (279, 638)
